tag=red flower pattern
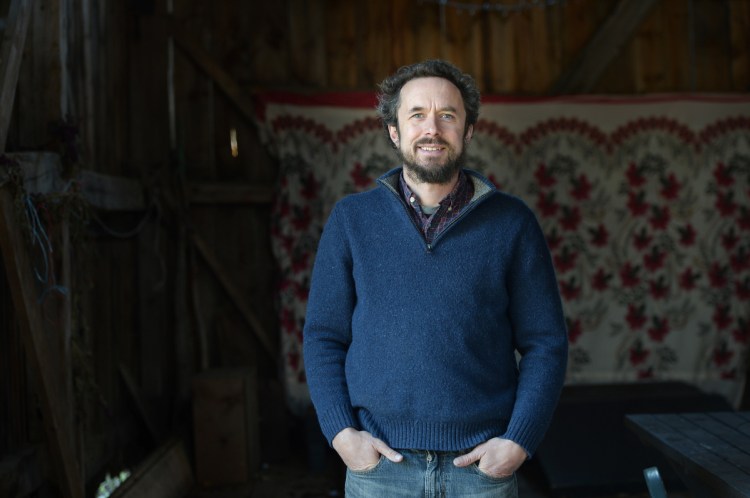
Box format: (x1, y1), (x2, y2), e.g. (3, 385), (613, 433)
(570, 174), (592, 200)
(713, 304), (733, 330)
(713, 162), (734, 187)
(350, 162), (372, 189)
(537, 191), (560, 217)
(679, 268), (700, 290)
(589, 224), (609, 247)
(567, 317), (583, 343)
(648, 205), (670, 230)
(678, 224), (696, 246)
(647, 316), (670, 341)
(644, 246), (667, 271)
(659, 173), (681, 200)
(534, 163), (556, 187)
(627, 191), (649, 216)
(560, 277), (581, 301)
(620, 262), (641, 288)
(559, 206), (582, 231)
(716, 190), (737, 217)
(626, 304), (647, 330)
(627, 163), (647, 187)
(591, 268), (612, 291)
(633, 228), (652, 251)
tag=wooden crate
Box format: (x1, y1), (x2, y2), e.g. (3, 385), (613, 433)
(192, 368), (259, 486)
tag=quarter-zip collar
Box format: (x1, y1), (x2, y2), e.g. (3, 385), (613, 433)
(377, 167), (497, 251)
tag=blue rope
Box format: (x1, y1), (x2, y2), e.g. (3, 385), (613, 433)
(23, 195), (70, 303)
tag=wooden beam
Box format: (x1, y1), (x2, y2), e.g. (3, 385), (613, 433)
(0, 153), (148, 211)
(0, 187), (84, 498)
(551, 0), (659, 93)
(111, 438), (193, 498)
(119, 364), (161, 442)
(166, 16), (256, 122)
(0, 0), (35, 151)
(189, 228), (278, 363)
(77, 170), (147, 211)
(162, 191), (278, 364)
(187, 182), (274, 205)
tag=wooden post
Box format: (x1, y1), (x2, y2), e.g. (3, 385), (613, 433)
(0, 0), (36, 151)
(0, 187), (84, 498)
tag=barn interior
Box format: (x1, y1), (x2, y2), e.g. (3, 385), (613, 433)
(1, 0), (749, 497)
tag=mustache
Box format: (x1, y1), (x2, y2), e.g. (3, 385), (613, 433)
(415, 138), (450, 147)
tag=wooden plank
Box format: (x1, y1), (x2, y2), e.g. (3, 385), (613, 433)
(243, 0), (290, 86)
(691, 0), (733, 91)
(485, 12), (518, 93)
(442, 1), (483, 85)
(627, 413), (750, 497)
(729, 0), (750, 91)
(325, 0), (358, 89)
(16, 0), (62, 150)
(192, 369), (259, 485)
(388, 0), (415, 71)
(77, 170), (147, 211)
(0, 153), (147, 211)
(361, 1), (391, 86)
(119, 364), (161, 442)
(162, 191), (277, 363)
(187, 182), (274, 205)
(412, 0), (442, 63)
(678, 413), (750, 470)
(189, 227), (277, 362)
(0, 0), (35, 151)
(514, 6), (554, 94)
(0, 187), (83, 498)
(632, 0), (667, 93)
(287, 0), (327, 87)
(659, 0), (692, 90)
(110, 438), (193, 498)
(167, 15), (256, 123)
(552, 0), (660, 93)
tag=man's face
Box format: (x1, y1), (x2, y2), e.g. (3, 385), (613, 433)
(388, 77), (473, 185)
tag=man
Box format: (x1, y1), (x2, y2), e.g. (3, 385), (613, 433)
(303, 59), (568, 497)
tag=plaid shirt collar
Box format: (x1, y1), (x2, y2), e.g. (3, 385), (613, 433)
(399, 169), (474, 244)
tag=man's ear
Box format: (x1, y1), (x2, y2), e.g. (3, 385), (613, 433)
(464, 124), (474, 143)
(388, 124), (399, 146)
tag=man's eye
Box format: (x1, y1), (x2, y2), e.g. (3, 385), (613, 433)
(411, 113), (424, 119)
(441, 114), (455, 120)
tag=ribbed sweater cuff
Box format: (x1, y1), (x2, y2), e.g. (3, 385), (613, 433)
(318, 404), (359, 445)
(502, 417), (544, 458)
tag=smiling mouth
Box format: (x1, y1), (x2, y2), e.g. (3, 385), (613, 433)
(416, 139), (449, 153)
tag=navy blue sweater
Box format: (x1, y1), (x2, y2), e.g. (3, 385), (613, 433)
(303, 168), (568, 456)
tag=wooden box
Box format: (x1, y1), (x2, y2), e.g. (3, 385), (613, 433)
(192, 368), (259, 486)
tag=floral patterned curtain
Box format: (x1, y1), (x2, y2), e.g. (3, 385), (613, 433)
(256, 93), (750, 415)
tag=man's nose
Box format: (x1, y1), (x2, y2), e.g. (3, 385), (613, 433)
(423, 114), (440, 135)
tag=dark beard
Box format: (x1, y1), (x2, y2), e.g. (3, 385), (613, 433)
(399, 139), (469, 185)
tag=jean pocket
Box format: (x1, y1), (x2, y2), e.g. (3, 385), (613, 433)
(348, 455), (385, 475)
(470, 463), (515, 483)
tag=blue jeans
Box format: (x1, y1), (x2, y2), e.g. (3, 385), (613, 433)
(345, 450), (518, 498)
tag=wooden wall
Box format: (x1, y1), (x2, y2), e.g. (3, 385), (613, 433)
(1, 0), (748, 496)
(237, 0), (750, 93)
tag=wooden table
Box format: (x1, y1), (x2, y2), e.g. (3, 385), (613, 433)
(626, 411), (750, 498)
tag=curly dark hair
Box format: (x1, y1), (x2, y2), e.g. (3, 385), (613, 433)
(376, 59), (481, 147)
